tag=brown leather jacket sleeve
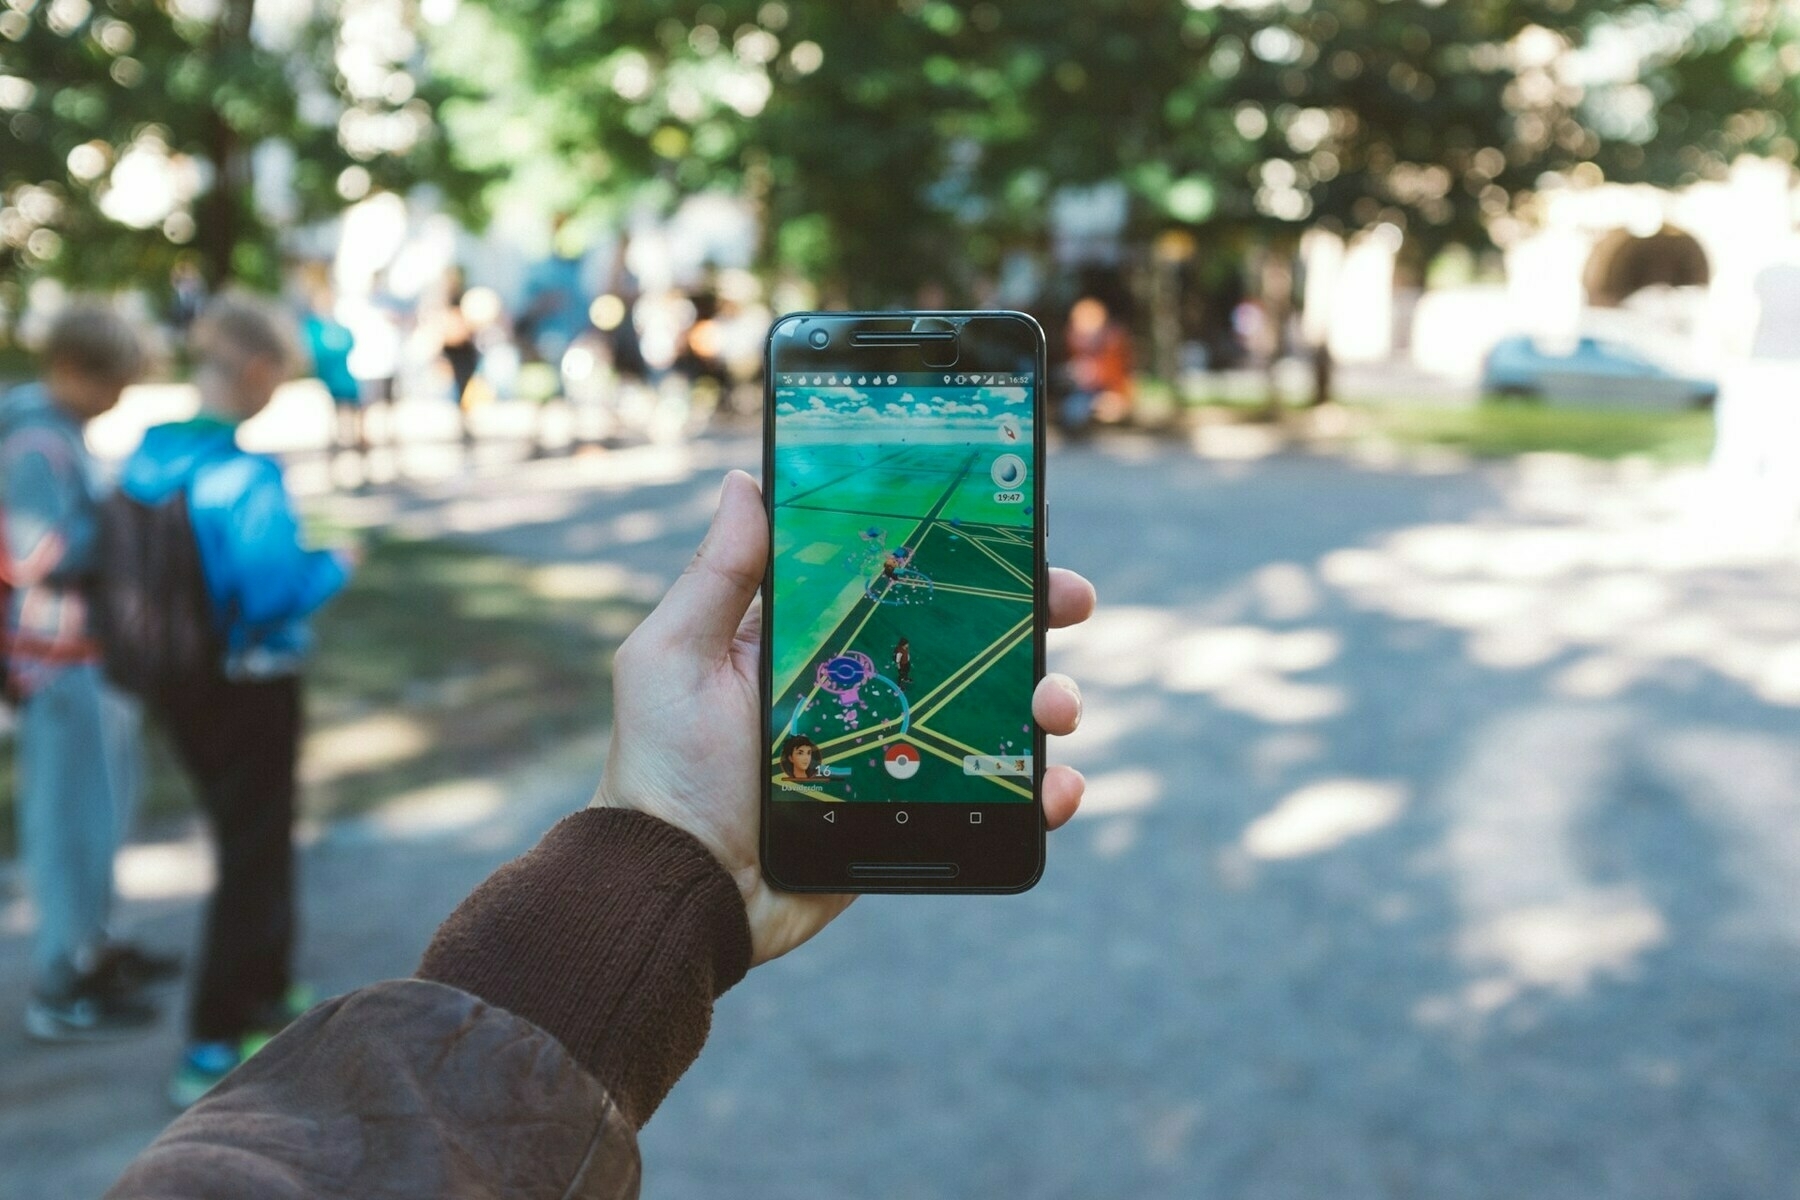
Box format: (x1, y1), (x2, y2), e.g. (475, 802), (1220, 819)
(107, 810), (753, 1200)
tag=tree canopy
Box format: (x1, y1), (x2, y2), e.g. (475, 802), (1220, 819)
(4, 0), (1798, 311)
(430, 0), (1800, 302)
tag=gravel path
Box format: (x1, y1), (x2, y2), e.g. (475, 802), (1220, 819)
(5, 432), (1798, 1199)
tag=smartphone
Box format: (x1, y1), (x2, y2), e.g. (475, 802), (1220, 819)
(760, 311), (1047, 893)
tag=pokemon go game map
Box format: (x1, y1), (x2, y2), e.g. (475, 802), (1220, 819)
(769, 375), (1037, 804)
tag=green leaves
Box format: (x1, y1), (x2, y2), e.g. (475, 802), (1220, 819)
(6, 0), (1797, 313)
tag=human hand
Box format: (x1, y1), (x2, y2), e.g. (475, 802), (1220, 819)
(592, 470), (1096, 965)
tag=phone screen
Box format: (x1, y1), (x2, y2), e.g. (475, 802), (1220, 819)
(767, 370), (1037, 807)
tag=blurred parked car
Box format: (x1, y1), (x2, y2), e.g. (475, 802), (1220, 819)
(1482, 335), (1715, 410)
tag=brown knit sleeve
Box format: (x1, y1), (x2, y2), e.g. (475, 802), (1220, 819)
(417, 807), (753, 1126)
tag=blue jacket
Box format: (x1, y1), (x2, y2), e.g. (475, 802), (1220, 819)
(302, 312), (360, 404)
(0, 383), (105, 693)
(120, 417), (350, 678)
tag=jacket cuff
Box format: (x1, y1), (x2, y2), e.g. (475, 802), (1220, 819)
(416, 808), (753, 1126)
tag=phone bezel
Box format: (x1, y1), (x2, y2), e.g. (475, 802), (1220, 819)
(759, 310), (1049, 894)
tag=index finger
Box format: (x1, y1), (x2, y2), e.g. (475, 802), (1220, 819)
(1048, 567), (1096, 629)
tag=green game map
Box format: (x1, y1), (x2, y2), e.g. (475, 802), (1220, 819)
(768, 381), (1036, 804)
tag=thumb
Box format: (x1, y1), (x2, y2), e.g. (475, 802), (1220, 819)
(645, 470), (768, 659)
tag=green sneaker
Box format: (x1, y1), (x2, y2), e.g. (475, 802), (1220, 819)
(248, 984), (316, 1035)
(168, 986), (317, 1109)
(168, 1040), (243, 1109)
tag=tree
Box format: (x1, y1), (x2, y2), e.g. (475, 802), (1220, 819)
(0, 0), (479, 328)
(441, 0), (1799, 326)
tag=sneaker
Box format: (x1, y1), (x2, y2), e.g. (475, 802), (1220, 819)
(96, 941), (183, 991)
(168, 987), (315, 1109)
(168, 1040), (242, 1109)
(24, 975), (159, 1043)
(245, 984), (315, 1038)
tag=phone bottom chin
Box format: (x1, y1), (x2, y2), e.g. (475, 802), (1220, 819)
(762, 813), (1045, 892)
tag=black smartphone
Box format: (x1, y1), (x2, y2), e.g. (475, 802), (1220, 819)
(760, 311), (1048, 893)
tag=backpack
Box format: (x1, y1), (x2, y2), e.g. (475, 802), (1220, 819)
(93, 488), (223, 698)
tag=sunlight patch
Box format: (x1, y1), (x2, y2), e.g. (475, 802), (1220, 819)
(1242, 778), (1407, 860)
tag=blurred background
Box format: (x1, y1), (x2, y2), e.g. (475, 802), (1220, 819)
(6, 0), (1800, 1196)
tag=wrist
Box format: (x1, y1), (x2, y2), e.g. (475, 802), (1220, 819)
(418, 807), (752, 1124)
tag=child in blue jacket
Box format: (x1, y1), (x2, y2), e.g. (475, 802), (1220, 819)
(119, 294), (354, 1105)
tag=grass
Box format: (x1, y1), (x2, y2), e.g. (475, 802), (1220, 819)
(0, 535), (650, 855)
(1356, 401), (1716, 463)
(1141, 374), (1716, 463)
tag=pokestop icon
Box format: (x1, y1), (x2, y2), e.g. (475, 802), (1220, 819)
(885, 742), (921, 780)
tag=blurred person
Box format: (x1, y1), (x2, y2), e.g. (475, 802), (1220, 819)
(438, 269), (484, 451)
(673, 288), (731, 428)
(633, 287), (696, 382)
(607, 291), (650, 386)
(1062, 296), (1136, 431)
(297, 276), (366, 465)
(519, 234), (592, 370)
(341, 273), (406, 462)
(710, 276), (774, 414)
(117, 294), (355, 1106)
(104, 473), (1097, 1198)
(3, 304), (175, 1040)
(1231, 297), (1274, 369)
(169, 259), (207, 334)
(517, 247), (590, 456)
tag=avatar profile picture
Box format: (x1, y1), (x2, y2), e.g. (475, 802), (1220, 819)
(780, 734), (828, 781)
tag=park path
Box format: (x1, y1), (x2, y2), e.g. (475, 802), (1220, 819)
(5, 429), (1800, 1198)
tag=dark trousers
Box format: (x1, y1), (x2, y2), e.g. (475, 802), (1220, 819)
(161, 675), (301, 1042)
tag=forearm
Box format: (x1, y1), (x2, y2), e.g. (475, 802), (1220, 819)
(108, 810), (754, 1198)
(417, 807), (753, 1126)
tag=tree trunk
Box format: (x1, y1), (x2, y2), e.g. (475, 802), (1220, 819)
(197, 0), (257, 289)
(1256, 246), (1293, 420)
(1309, 340), (1334, 407)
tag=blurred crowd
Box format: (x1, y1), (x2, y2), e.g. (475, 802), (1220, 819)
(283, 251), (775, 464)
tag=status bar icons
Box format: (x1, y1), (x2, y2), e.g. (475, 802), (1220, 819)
(779, 373), (933, 386)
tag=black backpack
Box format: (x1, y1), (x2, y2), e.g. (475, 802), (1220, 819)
(93, 488), (223, 698)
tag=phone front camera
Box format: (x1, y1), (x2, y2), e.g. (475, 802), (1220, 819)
(809, 329), (830, 348)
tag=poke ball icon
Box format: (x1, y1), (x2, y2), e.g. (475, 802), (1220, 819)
(884, 742), (922, 780)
